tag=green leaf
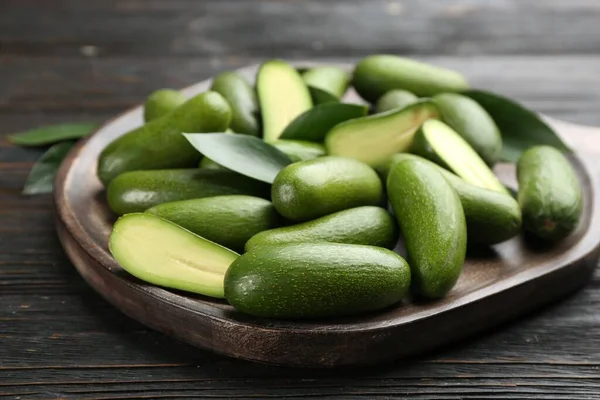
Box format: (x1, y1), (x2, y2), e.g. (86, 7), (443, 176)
(279, 103), (368, 142)
(462, 90), (571, 163)
(8, 123), (97, 146)
(183, 133), (292, 183)
(307, 86), (339, 105)
(22, 141), (75, 195)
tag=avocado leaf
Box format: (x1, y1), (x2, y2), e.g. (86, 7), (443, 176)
(9, 122), (97, 146)
(279, 103), (368, 142)
(22, 141), (75, 195)
(183, 133), (292, 183)
(462, 89), (571, 163)
(307, 86), (339, 105)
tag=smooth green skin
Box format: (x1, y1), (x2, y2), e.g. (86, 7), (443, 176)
(107, 169), (270, 215)
(224, 243), (411, 319)
(271, 156), (383, 222)
(210, 71), (261, 136)
(143, 89), (186, 122)
(146, 195), (282, 252)
(433, 93), (502, 165)
(387, 159), (467, 298)
(302, 66), (350, 104)
(110, 213), (239, 298)
(245, 206), (398, 251)
(199, 156), (228, 171)
(380, 154), (521, 245)
(352, 55), (469, 103)
(375, 90), (418, 113)
(325, 100), (440, 167)
(272, 140), (326, 162)
(517, 146), (583, 241)
(257, 60), (313, 142)
(98, 91), (231, 186)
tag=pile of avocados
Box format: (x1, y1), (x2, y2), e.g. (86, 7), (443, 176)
(99, 55), (583, 320)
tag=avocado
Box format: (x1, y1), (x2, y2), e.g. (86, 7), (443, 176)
(146, 195), (282, 252)
(517, 145), (583, 241)
(387, 158), (466, 298)
(245, 206), (398, 251)
(353, 55), (469, 103)
(411, 119), (509, 194)
(271, 156), (383, 222)
(256, 60), (313, 142)
(98, 91), (231, 185)
(109, 213), (238, 298)
(210, 71), (261, 136)
(381, 154), (521, 245)
(224, 242), (411, 318)
(199, 156), (227, 171)
(433, 93), (502, 165)
(107, 169), (270, 215)
(143, 89), (187, 122)
(302, 66), (351, 104)
(325, 100), (440, 167)
(272, 140), (326, 162)
(375, 90), (418, 113)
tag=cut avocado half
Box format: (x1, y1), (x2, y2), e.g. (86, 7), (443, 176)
(256, 60), (313, 142)
(324, 100), (440, 167)
(109, 213), (239, 298)
(411, 119), (509, 194)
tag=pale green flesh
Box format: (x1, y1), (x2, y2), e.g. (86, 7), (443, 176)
(325, 101), (439, 167)
(109, 213), (239, 298)
(424, 120), (509, 194)
(258, 60), (313, 142)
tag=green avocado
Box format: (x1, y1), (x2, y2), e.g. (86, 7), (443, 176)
(224, 242), (411, 318)
(433, 93), (502, 165)
(272, 139), (326, 162)
(98, 91), (231, 186)
(256, 60), (313, 142)
(381, 154), (521, 245)
(302, 66), (351, 104)
(517, 145), (583, 241)
(146, 195), (282, 252)
(325, 100), (440, 167)
(109, 213), (238, 298)
(271, 156), (383, 222)
(245, 206), (398, 251)
(375, 89), (418, 113)
(353, 55), (469, 103)
(199, 156), (228, 171)
(107, 169), (270, 215)
(210, 71), (261, 136)
(387, 158), (466, 298)
(411, 119), (509, 194)
(143, 89), (186, 122)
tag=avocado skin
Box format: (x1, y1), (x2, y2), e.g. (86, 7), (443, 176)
(210, 71), (261, 137)
(375, 90), (418, 113)
(245, 206), (398, 251)
(143, 89), (186, 122)
(146, 195), (282, 252)
(433, 93), (502, 166)
(387, 158), (467, 298)
(271, 156), (383, 222)
(302, 66), (350, 104)
(107, 169), (270, 215)
(353, 55), (469, 103)
(98, 91), (231, 186)
(224, 242), (411, 319)
(517, 146), (582, 241)
(381, 154), (521, 245)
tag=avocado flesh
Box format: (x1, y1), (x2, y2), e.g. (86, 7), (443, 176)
(325, 100), (440, 167)
(109, 213), (239, 298)
(257, 60), (313, 142)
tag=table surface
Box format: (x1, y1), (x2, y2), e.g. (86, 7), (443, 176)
(3, 1), (600, 399)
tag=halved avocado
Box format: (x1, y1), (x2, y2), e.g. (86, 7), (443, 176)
(109, 213), (238, 298)
(411, 119), (508, 194)
(324, 100), (440, 167)
(256, 60), (313, 142)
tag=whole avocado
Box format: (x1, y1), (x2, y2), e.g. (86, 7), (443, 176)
(210, 71), (261, 136)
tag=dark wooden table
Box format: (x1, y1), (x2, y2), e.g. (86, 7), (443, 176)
(3, 1), (600, 398)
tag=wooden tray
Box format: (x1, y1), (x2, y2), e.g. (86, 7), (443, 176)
(54, 62), (600, 368)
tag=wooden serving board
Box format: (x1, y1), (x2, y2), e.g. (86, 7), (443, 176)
(54, 62), (600, 368)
